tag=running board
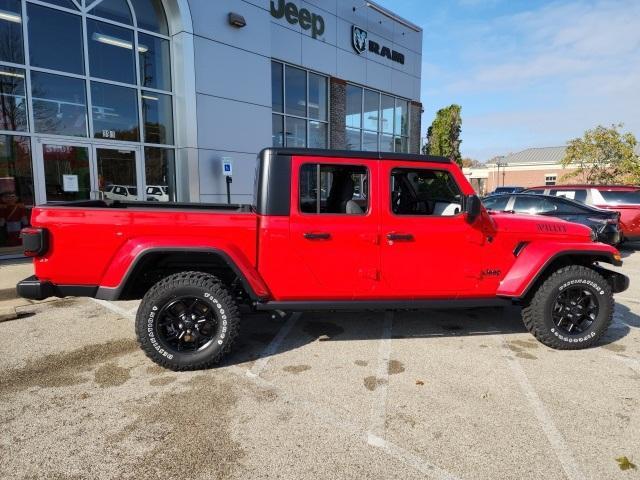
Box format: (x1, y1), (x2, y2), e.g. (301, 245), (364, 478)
(255, 298), (512, 312)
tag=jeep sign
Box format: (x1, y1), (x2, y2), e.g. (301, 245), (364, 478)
(351, 25), (405, 65)
(270, 0), (325, 39)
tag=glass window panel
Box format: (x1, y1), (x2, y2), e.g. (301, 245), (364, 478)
(380, 134), (394, 152)
(0, 0), (24, 64)
(88, 19), (135, 84)
(395, 99), (409, 136)
(144, 147), (175, 202)
(272, 114), (283, 147)
(42, 144), (90, 202)
(0, 135), (33, 253)
(285, 116), (306, 147)
(381, 95), (394, 134)
(362, 130), (378, 151)
(363, 89), (379, 131)
(308, 73), (326, 121)
(394, 136), (408, 153)
(28, 4), (84, 74)
(130, 0), (168, 35)
(345, 85), (361, 128)
(138, 33), (170, 90)
(309, 121), (327, 148)
(0, 66), (27, 131)
(97, 148), (138, 200)
(284, 65), (306, 117)
(345, 127), (360, 150)
(41, 0), (78, 9)
(271, 61), (283, 113)
(91, 82), (139, 141)
(142, 90), (173, 144)
(90, 0), (132, 25)
(31, 72), (87, 137)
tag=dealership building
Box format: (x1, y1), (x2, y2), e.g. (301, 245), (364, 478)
(0, 0), (423, 257)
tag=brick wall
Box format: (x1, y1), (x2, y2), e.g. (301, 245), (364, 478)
(409, 101), (422, 154)
(486, 166), (578, 191)
(329, 77), (346, 149)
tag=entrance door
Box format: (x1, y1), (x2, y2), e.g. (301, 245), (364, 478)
(94, 146), (142, 202)
(36, 141), (142, 203)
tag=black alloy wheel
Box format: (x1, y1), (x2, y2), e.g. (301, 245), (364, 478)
(551, 286), (599, 335)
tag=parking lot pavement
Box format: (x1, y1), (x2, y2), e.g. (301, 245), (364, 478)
(1, 252), (639, 480)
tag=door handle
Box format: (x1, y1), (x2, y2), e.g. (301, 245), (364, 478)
(386, 232), (414, 241)
(304, 232), (331, 240)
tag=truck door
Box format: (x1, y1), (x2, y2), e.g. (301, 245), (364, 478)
(379, 161), (487, 297)
(285, 156), (381, 300)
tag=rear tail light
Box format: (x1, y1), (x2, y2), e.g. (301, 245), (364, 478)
(21, 227), (48, 257)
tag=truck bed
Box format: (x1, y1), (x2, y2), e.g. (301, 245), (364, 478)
(30, 201), (258, 287)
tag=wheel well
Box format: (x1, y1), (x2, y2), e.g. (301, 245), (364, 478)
(518, 254), (614, 304)
(118, 250), (254, 301)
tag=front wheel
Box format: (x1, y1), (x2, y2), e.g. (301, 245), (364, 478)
(522, 265), (613, 349)
(135, 271), (240, 371)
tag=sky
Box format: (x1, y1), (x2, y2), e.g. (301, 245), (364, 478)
(376, 0), (640, 161)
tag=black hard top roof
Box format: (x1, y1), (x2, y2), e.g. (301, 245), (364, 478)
(260, 148), (451, 164)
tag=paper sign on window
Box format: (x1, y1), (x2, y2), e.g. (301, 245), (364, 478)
(63, 175), (79, 192)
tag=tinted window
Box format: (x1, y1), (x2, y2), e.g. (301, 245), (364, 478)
(284, 65), (305, 117)
(300, 164), (368, 215)
(130, 0), (168, 34)
(272, 114), (283, 147)
(551, 189), (587, 203)
(0, 0), (24, 64)
(381, 95), (394, 134)
(271, 61), (283, 113)
(552, 199), (588, 214)
(285, 116), (305, 148)
(363, 89), (379, 132)
(345, 127), (360, 150)
(345, 85), (361, 128)
(308, 73), (326, 121)
(142, 91), (173, 144)
(28, 4), (84, 74)
(90, 0), (133, 25)
(31, 72), (87, 137)
(91, 82), (139, 141)
(395, 99), (409, 136)
(599, 191), (640, 205)
(527, 189), (545, 195)
(0, 66), (28, 131)
(139, 33), (171, 91)
(513, 196), (557, 214)
(308, 121), (327, 148)
(88, 19), (136, 84)
(483, 195), (510, 211)
(145, 147), (175, 202)
(391, 168), (462, 216)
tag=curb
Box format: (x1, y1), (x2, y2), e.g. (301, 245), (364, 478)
(0, 305), (18, 322)
(0, 287), (17, 301)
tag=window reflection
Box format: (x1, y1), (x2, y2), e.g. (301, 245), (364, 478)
(285, 65), (306, 117)
(130, 0), (168, 35)
(0, 135), (33, 253)
(0, 0), (23, 64)
(309, 121), (326, 148)
(308, 73), (326, 121)
(91, 82), (139, 141)
(139, 33), (171, 91)
(145, 147), (175, 202)
(345, 85), (361, 129)
(272, 114), (283, 147)
(285, 116), (306, 147)
(28, 3), (84, 75)
(142, 91), (173, 144)
(31, 72), (87, 137)
(0, 66), (27, 131)
(381, 95), (394, 134)
(88, 19), (136, 84)
(90, 0), (133, 25)
(271, 61), (283, 113)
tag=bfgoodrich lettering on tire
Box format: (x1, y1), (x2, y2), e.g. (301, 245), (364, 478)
(522, 265), (613, 349)
(135, 271), (240, 371)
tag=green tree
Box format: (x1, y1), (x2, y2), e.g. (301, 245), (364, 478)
(423, 104), (462, 166)
(561, 124), (640, 185)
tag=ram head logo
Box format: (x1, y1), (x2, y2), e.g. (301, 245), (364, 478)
(352, 25), (368, 54)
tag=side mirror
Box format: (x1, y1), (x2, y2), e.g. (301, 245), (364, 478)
(464, 194), (482, 224)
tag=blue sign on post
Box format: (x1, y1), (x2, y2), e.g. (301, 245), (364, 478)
(222, 157), (233, 177)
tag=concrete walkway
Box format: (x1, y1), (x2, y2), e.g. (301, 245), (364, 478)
(0, 259), (35, 321)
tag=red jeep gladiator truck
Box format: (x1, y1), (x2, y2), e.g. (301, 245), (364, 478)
(18, 148), (629, 370)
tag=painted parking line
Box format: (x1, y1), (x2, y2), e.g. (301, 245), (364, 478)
(246, 312), (301, 379)
(91, 298), (136, 322)
(497, 335), (585, 480)
(367, 310), (393, 443)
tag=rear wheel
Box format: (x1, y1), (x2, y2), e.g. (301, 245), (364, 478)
(522, 265), (613, 349)
(135, 271), (240, 370)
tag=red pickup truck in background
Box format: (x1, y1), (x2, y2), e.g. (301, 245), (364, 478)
(18, 149), (629, 370)
(523, 185), (640, 242)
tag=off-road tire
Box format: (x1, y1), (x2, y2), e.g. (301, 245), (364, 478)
(135, 271), (240, 371)
(522, 265), (613, 350)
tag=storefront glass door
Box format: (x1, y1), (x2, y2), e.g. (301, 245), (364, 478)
(36, 141), (142, 204)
